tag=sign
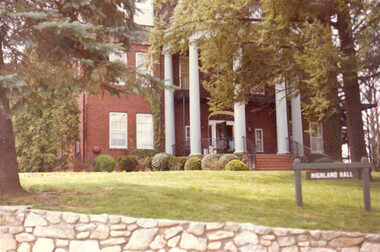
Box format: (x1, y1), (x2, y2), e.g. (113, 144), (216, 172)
(306, 170), (357, 180)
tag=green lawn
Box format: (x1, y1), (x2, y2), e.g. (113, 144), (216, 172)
(3, 171), (380, 233)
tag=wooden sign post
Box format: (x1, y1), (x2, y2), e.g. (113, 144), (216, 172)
(290, 157), (372, 211)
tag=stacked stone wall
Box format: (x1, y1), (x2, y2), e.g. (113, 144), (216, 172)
(1, 206), (379, 252)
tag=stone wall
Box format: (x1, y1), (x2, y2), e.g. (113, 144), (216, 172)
(1, 206), (379, 252)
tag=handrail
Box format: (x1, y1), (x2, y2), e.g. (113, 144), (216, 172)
(287, 137), (333, 163)
(242, 136), (257, 170)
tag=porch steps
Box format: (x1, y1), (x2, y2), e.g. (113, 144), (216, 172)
(255, 154), (294, 171)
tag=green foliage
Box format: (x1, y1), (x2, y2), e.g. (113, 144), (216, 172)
(189, 154), (204, 160)
(144, 157), (153, 170)
(152, 153), (172, 171)
(118, 156), (139, 172)
(12, 84), (80, 172)
(168, 156), (188, 171)
(201, 154), (222, 170)
(93, 155), (116, 172)
(184, 157), (202, 170)
(134, 149), (160, 159)
(217, 154), (239, 170)
(233, 152), (248, 166)
(224, 160), (247, 171)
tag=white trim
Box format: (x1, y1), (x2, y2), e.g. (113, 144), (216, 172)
(109, 51), (127, 85)
(255, 128), (264, 152)
(136, 113), (154, 149)
(134, 0), (154, 26)
(109, 112), (128, 149)
(310, 122), (323, 153)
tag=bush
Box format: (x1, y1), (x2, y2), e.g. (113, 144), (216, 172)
(144, 157), (153, 170)
(168, 156), (188, 171)
(118, 156), (138, 172)
(189, 154), (204, 160)
(201, 153), (222, 170)
(225, 160), (247, 171)
(134, 149), (159, 159)
(184, 157), (202, 170)
(217, 154), (239, 170)
(93, 155), (116, 172)
(234, 152), (249, 165)
(152, 153), (172, 171)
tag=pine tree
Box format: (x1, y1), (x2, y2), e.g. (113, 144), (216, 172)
(0, 0), (141, 196)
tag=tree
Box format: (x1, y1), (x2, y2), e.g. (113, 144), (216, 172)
(149, 0), (379, 162)
(0, 0), (141, 196)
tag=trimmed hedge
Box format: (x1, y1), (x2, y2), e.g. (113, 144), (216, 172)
(118, 156), (138, 172)
(168, 156), (188, 171)
(184, 157), (202, 170)
(201, 153), (222, 170)
(217, 154), (239, 170)
(93, 155), (115, 172)
(225, 160), (247, 171)
(152, 153), (172, 171)
(134, 149), (159, 159)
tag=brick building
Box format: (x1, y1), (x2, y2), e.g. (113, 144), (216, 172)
(73, 1), (336, 170)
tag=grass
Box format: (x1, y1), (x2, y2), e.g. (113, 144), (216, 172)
(2, 171), (380, 233)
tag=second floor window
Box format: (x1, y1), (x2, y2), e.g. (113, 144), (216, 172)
(134, 0), (153, 26)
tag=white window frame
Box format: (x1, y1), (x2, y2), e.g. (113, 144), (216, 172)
(134, 0), (154, 26)
(109, 112), (128, 149)
(255, 128), (264, 152)
(250, 86), (265, 95)
(136, 113), (154, 149)
(109, 51), (127, 85)
(185, 125), (190, 143)
(136, 52), (153, 82)
(310, 122), (323, 153)
(179, 56), (189, 89)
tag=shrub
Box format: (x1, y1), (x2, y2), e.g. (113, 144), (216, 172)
(144, 157), (153, 170)
(118, 156), (138, 172)
(217, 154), (239, 170)
(225, 160), (247, 171)
(152, 153), (172, 171)
(168, 156), (188, 171)
(93, 155), (115, 172)
(184, 157), (202, 170)
(312, 157), (331, 163)
(134, 149), (159, 159)
(189, 154), (204, 160)
(234, 152), (249, 165)
(201, 153), (222, 170)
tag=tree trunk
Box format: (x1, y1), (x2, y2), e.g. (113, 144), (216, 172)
(336, 3), (367, 162)
(0, 87), (26, 196)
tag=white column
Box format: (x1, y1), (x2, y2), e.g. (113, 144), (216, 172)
(275, 81), (289, 154)
(291, 90), (304, 156)
(164, 51), (175, 155)
(189, 40), (202, 155)
(233, 48), (246, 153)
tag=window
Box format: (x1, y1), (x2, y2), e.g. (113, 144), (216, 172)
(136, 52), (153, 85)
(255, 128), (264, 152)
(134, 0), (153, 26)
(109, 51), (127, 85)
(75, 140), (80, 154)
(250, 86), (265, 95)
(180, 56), (189, 89)
(185, 125), (190, 143)
(109, 112), (128, 149)
(136, 113), (154, 149)
(310, 122), (323, 153)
